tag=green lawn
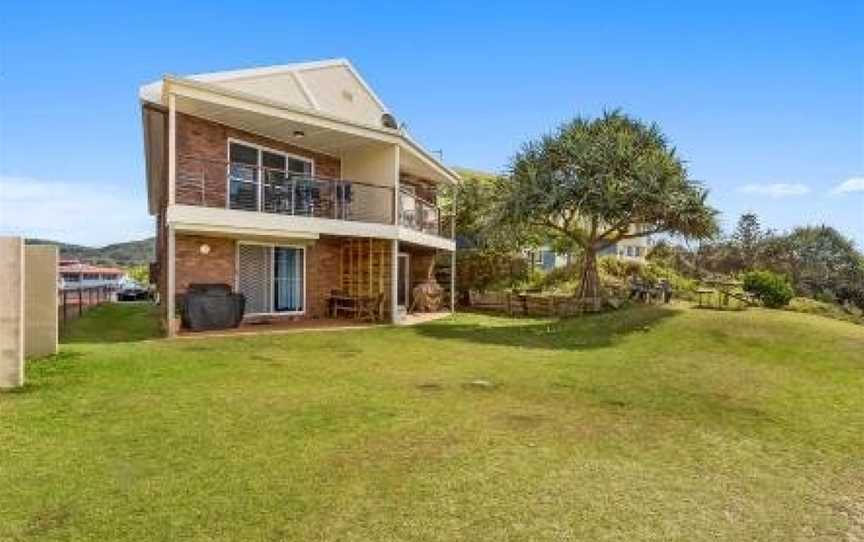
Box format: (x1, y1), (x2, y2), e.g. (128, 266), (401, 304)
(2, 303), (863, 541)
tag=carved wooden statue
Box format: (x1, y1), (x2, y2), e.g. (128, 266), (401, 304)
(410, 259), (443, 312)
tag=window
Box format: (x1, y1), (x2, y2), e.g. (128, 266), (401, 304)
(228, 140), (314, 212)
(229, 143), (259, 211)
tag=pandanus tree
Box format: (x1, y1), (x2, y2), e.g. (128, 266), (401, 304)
(496, 111), (718, 304)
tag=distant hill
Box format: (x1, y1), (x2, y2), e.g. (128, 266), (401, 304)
(26, 238), (155, 268)
(453, 167), (498, 182)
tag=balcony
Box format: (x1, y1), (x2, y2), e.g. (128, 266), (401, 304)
(175, 155), (452, 238)
(398, 190), (440, 236)
(177, 155), (395, 225)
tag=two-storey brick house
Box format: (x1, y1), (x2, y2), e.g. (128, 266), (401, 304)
(140, 59), (458, 334)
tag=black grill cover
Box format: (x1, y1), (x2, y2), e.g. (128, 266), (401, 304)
(181, 283), (245, 331)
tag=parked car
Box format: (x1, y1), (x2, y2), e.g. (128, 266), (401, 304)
(117, 283), (150, 301)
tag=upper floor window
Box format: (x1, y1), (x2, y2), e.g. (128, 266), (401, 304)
(228, 141), (314, 212)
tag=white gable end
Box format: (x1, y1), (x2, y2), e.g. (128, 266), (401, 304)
(213, 72), (314, 109)
(295, 65), (386, 126)
(192, 60), (388, 127)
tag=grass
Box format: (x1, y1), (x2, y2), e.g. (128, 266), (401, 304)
(2, 303), (863, 541)
(786, 296), (864, 326)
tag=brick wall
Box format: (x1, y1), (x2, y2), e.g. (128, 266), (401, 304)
(172, 234), (362, 320)
(176, 113), (341, 207)
(305, 237), (342, 318)
(174, 235), (236, 294)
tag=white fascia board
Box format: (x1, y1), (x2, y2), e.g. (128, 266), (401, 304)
(167, 205), (455, 250)
(139, 80), (164, 105)
(397, 227), (456, 251)
(399, 136), (462, 185)
(167, 204), (398, 240)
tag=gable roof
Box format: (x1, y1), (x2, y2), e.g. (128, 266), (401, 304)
(140, 59), (462, 186)
(140, 58), (390, 128)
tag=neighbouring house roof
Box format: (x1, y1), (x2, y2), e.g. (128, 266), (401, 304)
(58, 260), (124, 276)
(139, 58), (460, 189)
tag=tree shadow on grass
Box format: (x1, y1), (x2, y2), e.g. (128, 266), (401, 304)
(61, 303), (163, 344)
(414, 305), (683, 351)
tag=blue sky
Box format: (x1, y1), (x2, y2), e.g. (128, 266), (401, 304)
(1, 1), (862, 247)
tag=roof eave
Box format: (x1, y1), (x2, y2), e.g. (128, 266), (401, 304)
(143, 73), (461, 185)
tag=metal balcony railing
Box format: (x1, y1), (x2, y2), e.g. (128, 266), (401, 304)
(175, 155), (453, 238)
(176, 155), (394, 225)
(398, 190), (440, 236)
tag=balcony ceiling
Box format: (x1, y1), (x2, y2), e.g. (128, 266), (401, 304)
(175, 93), (456, 185)
(175, 94), (387, 157)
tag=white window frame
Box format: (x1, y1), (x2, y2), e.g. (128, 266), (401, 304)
(226, 137), (316, 211)
(235, 240), (307, 316)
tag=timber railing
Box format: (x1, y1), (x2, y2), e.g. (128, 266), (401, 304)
(468, 291), (604, 316)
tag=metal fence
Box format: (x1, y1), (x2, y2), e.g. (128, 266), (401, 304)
(58, 286), (115, 329)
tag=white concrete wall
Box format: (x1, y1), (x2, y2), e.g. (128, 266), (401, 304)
(341, 144), (398, 222)
(0, 237), (24, 389)
(341, 144), (398, 188)
(25, 245), (58, 359)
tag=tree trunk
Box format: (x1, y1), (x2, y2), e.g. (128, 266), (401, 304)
(577, 248), (602, 309)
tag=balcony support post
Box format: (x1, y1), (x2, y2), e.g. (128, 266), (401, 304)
(168, 93), (176, 206)
(451, 185), (456, 240)
(166, 224), (177, 337)
(450, 249), (456, 313)
(390, 239), (399, 323)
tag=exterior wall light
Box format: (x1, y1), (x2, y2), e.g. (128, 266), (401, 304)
(199, 244), (211, 255)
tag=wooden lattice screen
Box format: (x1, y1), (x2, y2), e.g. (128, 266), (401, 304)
(339, 238), (392, 317)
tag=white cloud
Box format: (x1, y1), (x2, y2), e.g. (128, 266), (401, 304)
(738, 183), (810, 198)
(0, 175), (153, 246)
(831, 177), (864, 195)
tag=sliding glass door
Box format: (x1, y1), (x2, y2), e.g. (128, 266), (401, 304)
(237, 243), (305, 315)
(274, 247), (304, 312)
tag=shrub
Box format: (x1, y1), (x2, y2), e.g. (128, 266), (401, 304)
(836, 285), (864, 312)
(648, 263), (698, 300)
(455, 250), (529, 297)
(598, 256), (626, 278)
(742, 270), (794, 308)
(786, 297), (863, 326)
(516, 268), (546, 292)
(539, 262), (580, 291)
